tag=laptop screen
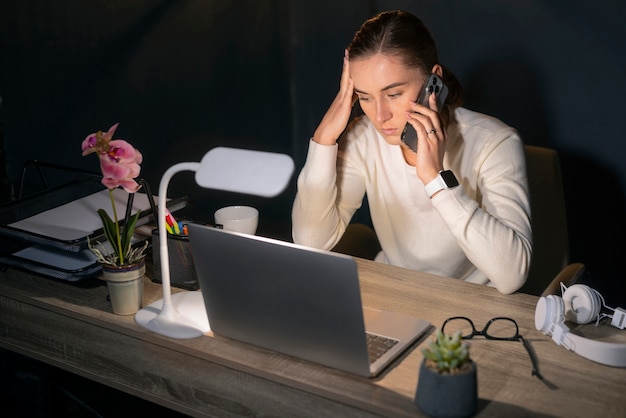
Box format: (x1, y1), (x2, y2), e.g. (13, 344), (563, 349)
(187, 223), (430, 377)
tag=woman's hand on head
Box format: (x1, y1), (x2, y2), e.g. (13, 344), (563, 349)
(406, 93), (447, 183)
(312, 50), (355, 146)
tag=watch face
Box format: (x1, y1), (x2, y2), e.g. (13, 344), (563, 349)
(440, 170), (459, 188)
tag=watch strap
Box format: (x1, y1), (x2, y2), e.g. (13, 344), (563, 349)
(424, 170), (458, 198)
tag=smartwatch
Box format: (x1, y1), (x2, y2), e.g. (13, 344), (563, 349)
(424, 170), (459, 198)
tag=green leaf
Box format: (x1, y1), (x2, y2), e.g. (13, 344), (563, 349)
(450, 330), (462, 347)
(120, 210), (141, 259)
(450, 358), (459, 369)
(422, 327), (472, 373)
(97, 208), (120, 259)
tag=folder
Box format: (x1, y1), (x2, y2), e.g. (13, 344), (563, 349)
(0, 176), (187, 281)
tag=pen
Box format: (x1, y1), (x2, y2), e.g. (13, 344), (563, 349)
(165, 209), (181, 234)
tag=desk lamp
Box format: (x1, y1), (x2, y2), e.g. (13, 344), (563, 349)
(135, 147), (294, 339)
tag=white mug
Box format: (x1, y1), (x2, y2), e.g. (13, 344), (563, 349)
(214, 205), (258, 235)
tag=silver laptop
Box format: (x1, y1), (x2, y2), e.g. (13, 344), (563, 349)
(187, 223), (431, 377)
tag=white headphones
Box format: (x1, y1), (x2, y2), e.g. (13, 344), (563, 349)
(535, 283), (626, 367)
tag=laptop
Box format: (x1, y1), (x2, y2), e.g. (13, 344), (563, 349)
(187, 223), (431, 377)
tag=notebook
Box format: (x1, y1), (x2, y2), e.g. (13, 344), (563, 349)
(187, 223), (431, 377)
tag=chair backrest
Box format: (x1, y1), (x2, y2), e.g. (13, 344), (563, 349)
(519, 145), (570, 295)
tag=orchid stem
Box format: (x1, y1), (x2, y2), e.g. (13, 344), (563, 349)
(109, 189), (124, 265)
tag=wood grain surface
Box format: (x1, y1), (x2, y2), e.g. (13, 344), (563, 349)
(1, 259), (624, 417)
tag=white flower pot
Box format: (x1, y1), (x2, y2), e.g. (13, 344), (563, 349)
(102, 259), (145, 315)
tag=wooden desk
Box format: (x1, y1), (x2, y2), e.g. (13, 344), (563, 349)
(1, 259), (624, 417)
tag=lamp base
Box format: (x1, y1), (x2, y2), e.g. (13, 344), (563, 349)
(135, 291), (210, 339)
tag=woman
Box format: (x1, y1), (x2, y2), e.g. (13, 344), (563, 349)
(292, 10), (531, 294)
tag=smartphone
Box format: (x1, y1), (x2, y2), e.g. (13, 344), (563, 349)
(401, 73), (449, 152)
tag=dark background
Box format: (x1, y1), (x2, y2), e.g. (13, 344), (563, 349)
(0, 2), (625, 414)
(1, 0), (624, 304)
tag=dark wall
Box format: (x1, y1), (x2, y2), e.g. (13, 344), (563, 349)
(1, 1), (624, 302)
(376, 1), (626, 303)
(289, 1), (626, 303)
(0, 0), (294, 234)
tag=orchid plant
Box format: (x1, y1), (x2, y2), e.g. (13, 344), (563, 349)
(81, 123), (147, 266)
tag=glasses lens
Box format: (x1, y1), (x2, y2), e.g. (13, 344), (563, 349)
(485, 317), (518, 340)
(443, 317), (475, 338)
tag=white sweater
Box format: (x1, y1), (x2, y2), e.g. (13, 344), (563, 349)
(292, 107), (532, 294)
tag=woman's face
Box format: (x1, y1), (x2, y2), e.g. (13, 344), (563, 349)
(350, 53), (424, 145)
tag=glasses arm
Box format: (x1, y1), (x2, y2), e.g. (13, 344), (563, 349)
(519, 335), (542, 379)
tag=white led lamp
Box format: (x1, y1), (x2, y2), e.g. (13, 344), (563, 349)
(135, 147), (294, 339)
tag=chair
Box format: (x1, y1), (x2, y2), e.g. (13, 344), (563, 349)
(333, 145), (584, 296)
(519, 145), (583, 296)
(331, 223), (381, 261)
(540, 261), (586, 297)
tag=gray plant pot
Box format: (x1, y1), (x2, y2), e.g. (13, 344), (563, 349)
(414, 359), (477, 418)
(102, 259), (145, 315)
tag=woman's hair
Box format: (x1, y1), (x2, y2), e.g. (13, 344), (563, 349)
(348, 10), (463, 108)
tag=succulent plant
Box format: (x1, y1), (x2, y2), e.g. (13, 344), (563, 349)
(422, 329), (471, 374)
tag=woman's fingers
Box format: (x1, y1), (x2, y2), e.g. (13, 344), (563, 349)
(339, 50), (354, 104)
(428, 90), (439, 111)
(312, 51), (355, 145)
(406, 96), (443, 140)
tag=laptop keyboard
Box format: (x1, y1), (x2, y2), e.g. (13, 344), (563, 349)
(366, 332), (399, 364)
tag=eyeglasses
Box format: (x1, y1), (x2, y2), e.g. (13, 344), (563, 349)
(442, 316), (541, 379)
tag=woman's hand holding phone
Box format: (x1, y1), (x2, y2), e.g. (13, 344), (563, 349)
(401, 73), (448, 153)
(312, 50), (355, 145)
(402, 73), (449, 184)
(414, 92), (448, 184)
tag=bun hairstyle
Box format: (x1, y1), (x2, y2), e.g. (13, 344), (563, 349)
(348, 10), (463, 109)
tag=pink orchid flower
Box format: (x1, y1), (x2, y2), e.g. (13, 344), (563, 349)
(82, 123), (147, 266)
(99, 139), (143, 193)
(81, 123), (143, 193)
(81, 123), (118, 156)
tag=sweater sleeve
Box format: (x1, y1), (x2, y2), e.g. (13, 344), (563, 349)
(292, 139), (366, 249)
(431, 137), (532, 294)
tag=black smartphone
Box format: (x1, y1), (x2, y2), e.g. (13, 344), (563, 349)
(400, 73), (449, 152)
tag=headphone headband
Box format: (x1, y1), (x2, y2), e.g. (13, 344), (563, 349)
(535, 285), (626, 368)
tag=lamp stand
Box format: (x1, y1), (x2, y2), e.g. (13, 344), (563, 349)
(135, 162), (211, 339)
(134, 147), (294, 339)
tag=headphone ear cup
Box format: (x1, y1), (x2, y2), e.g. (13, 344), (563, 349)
(535, 295), (564, 335)
(537, 288), (626, 367)
(562, 284), (602, 324)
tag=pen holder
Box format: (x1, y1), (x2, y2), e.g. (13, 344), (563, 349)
(151, 228), (199, 290)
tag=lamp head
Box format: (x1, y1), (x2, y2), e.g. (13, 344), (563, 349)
(135, 146), (294, 339)
(195, 147), (294, 197)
